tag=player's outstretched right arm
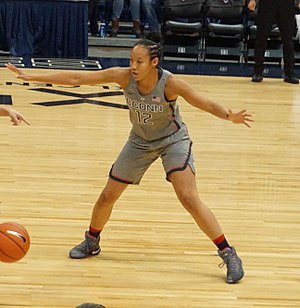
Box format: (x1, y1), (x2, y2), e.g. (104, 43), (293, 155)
(5, 63), (130, 88)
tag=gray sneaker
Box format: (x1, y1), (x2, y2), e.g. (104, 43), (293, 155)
(69, 231), (101, 259)
(75, 304), (106, 308)
(218, 246), (244, 283)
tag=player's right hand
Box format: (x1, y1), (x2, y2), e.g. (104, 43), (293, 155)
(6, 63), (31, 81)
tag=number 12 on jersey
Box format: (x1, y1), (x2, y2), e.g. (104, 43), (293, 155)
(135, 110), (153, 125)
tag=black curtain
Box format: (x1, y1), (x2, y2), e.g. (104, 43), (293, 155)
(0, 0), (88, 58)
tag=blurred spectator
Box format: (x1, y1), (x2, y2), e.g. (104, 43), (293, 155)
(141, 0), (160, 34)
(297, 0), (300, 11)
(89, 0), (99, 36)
(110, 0), (143, 38)
(249, 0), (299, 84)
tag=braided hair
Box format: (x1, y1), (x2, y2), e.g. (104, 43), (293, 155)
(133, 32), (162, 61)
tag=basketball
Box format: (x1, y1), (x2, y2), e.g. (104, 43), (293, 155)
(0, 222), (30, 263)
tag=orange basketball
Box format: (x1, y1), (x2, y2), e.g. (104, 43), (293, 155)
(0, 222), (30, 263)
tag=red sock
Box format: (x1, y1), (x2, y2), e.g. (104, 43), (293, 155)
(88, 225), (102, 238)
(213, 234), (230, 251)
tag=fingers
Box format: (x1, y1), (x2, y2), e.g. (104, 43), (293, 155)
(16, 115), (31, 126)
(243, 115), (254, 128)
(6, 63), (17, 72)
(237, 109), (247, 115)
(10, 117), (19, 126)
(230, 109), (253, 128)
(6, 63), (22, 76)
(233, 110), (253, 117)
(22, 118), (31, 126)
(237, 110), (254, 120)
(9, 113), (31, 126)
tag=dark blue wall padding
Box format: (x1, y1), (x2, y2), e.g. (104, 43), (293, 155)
(0, 0), (88, 58)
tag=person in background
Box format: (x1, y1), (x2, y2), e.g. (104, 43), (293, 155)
(89, 0), (99, 36)
(141, 0), (160, 34)
(110, 0), (143, 38)
(295, 1), (300, 40)
(0, 106), (30, 125)
(248, 0), (299, 84)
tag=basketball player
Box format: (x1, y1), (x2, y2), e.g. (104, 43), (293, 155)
(0, 106), (30, 125)
(6, 34), (253, 284)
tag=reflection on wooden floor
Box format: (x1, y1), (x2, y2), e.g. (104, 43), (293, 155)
(0, 68), (300, 308)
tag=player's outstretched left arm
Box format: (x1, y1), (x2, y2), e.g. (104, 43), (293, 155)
(0, 106), (30, 126)
(166, 76), (253, 128)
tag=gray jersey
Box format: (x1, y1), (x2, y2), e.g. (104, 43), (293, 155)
(110, 68), (195, 185)
(124, 67), (183, 141)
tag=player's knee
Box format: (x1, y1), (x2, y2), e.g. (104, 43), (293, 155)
(97, 188), (118, 206)
(178, 192), (198, 213)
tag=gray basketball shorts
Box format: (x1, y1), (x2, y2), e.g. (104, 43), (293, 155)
(109, 135), (196, 185)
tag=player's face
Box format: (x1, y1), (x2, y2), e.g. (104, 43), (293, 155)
(130, 45), (156, 81)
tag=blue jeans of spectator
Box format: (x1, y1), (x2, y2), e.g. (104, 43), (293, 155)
(112, 0), (140, 21)
(141, 0), (159, 32)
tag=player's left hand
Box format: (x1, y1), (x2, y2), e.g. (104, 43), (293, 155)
(228, 109), (253, 128)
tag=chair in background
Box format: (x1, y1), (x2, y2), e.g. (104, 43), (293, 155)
(204, 0), (246, 62)
(161, 0), (205, 61)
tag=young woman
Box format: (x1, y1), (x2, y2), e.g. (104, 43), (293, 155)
(0, 106), (30, 125)
(6, 35), (252, 284)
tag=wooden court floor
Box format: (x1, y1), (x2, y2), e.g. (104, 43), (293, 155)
(0, 68), (300, 308)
